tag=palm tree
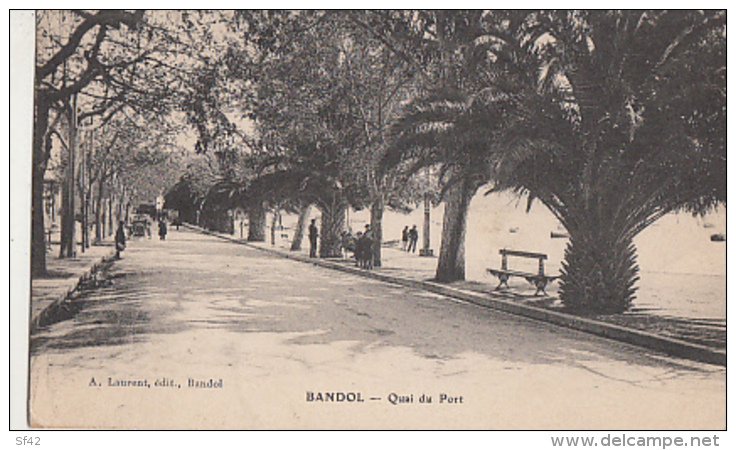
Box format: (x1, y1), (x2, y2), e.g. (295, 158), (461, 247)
(496, 11), (726, 313)
(382, 10), (533, 283)
(388, 10), (726, 313)
(386, 88), (497, 282)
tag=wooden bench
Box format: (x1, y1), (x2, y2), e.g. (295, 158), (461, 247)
(487, 249), (560, 296)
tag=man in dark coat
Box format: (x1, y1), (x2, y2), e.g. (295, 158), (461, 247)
(308, 219), (319, 257)
(115, 221), (127, 259)
(407, 225), (418, 253)
(158, 220), (168, 240)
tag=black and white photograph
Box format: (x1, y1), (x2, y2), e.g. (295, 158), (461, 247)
(10, 9), (727, 434)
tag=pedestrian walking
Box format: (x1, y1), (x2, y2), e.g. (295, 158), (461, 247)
(401, 226), (409, 251)
(407, 225), (418, 253)
(115, 221), (127, 259)
(308, 219), (319, 258)
(158, 220), (168, 241)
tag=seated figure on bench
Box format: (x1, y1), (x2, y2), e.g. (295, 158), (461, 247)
(487, 249), (560, 296)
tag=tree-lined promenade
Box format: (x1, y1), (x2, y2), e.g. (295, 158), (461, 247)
(31, 10), (726, 315)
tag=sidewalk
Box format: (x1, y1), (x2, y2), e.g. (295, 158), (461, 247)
(30, 241), (117, 333)
(190, 225), (726, 367)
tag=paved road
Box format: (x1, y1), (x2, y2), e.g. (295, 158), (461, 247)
(29, 228), (725, 429)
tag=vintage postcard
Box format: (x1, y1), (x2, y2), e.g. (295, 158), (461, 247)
(15, 10), (726, 432)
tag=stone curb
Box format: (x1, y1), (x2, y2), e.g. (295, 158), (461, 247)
(188, 225), (726, 367)
(30, 249), (117, 334)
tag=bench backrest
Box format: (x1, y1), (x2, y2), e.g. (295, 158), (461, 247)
(499, 249), (548, 275)
(499, 249), (547, 260)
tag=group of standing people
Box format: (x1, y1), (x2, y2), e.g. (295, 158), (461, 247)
(114, 217), (170, 260)
(308, 219), (377, 270)
(402, 225), (419, 253)
(353, 225), (376, 270)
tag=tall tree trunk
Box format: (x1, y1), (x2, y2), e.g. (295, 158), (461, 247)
(95, 180), (104, 243)
(318, 202), (346, 258)
(81, 188), (90, 251)
(290, 204), (311, 251)
(79, 134), (88, 251)
(31, 156), (48, 277)
(59, 169), (76, 258)
(247, 203), (266, 242)
(435, 177), (476, 282)
(59, 98), (78, 258)
(107, 194), (114, 236)
(31, 98), (51, 276)
(270, 209), (280, 246)
(369, 198), (384, 267)
(59, 159), (76, 258)
(419, 194), (433, 256)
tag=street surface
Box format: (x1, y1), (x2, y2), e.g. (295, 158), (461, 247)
(29, 228), (725, 429)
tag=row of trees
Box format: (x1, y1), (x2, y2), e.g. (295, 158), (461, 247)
(178, 10), (725, 314)
(32, 10), (726, 315)
(31, 10), (212, 276)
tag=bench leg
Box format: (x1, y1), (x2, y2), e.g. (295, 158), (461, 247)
(533, 278), (548, 296)
(495, 273), (510, 290)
